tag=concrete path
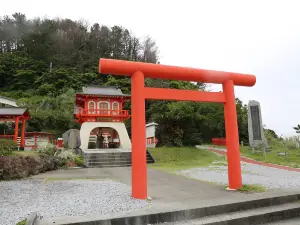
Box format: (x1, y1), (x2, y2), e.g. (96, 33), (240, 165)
(33, 167), (300, 225)
(197, 145), (300, 172)
(33, 167), (298, 206)
(33, 167), (242, 204)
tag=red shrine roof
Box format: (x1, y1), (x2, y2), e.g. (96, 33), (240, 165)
(76, 85), (130, 98)
(0, 107), (30, 117)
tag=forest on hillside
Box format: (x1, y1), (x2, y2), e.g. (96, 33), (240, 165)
(0, 12), (274, 146)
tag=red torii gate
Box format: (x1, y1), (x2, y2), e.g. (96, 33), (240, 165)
(99, 58), (256, 199)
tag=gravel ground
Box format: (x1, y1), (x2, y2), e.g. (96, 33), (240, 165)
(0, 179), (148, 225)
(177, 161), (300, 190)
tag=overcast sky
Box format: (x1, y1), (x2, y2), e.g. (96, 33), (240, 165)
(1, 0), (300, 136)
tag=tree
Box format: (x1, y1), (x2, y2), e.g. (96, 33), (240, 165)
(293, 124), (300, 134)
(0, 12), (250, 147)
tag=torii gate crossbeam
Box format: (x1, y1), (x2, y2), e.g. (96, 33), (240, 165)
(99, 58), (256, 199)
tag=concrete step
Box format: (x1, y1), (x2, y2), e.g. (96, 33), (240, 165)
(87, 164), (132, 168)
(152, 202), (300, 225)
(85, 160), (153, 163)
(84, 150), (155, 167)
(264, 217), (300, 224)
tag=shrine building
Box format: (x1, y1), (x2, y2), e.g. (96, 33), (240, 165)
(74, 85), (132, 151)
(0, 96), (56, 150)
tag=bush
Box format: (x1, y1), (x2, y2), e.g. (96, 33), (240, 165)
(74, 155), (84, 166)
(16, 219), (26, 225)
(282, 136), (300, 150)
(55, 149), (76, 166)
(36, 142), (55, 155)
(0, 139), (17, 156)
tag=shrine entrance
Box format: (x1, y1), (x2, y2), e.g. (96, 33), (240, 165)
(99, 58), (256, 199)
(88, 127), (120, 149)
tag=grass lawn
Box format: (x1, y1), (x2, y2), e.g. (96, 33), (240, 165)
(149, 147), (225, 172)
(11, 151), (41, 156)
(239, 146), (300, 168)
(203, 144), (300, 168)
(238, 184), (265, 193)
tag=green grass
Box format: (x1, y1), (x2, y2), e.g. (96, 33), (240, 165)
(240, 146), (300, 168)
(11, 151), (41, 156)
(149, 147), (225, 172)
(202, 144), (300, 168)
(237, 184), (265, 193)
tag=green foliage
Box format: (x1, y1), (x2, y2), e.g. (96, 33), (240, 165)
(293, 124), (300, 134)
(74, 155), (84, 166)
(282, 136), (300, 150)
(55, 149), (77, 166)
(16, 219), (26, 225)
(36, 142), (55, 155)
(0, 139), (17, 156)
(0, 13), (250, 147)
(238, 184), (265, 193)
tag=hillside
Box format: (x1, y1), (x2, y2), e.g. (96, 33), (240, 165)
(0, 13), (249, 146)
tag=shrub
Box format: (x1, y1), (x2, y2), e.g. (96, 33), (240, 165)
(16, 219), (26, 225)
(36, 142), (55, 155)
(74, 155), (84, 166)
(282, 136), (300, 150)
(55, 149), (76, 166)
(0, 139), (17, 156)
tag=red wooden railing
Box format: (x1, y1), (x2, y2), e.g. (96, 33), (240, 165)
(212, 138), (226, 146)
(0, 135), (14, 140)
(77, 108), (130, 117)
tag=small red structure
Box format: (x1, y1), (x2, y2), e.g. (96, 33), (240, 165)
(212, 138), (226, 146)
(0, 107), (30, 148)
(74, 85), (132, 150)
(74, 85), (131, 124)
(99, 58), (256, 199)
(57, 138), (63, 148)
(25, 132), (56, 150)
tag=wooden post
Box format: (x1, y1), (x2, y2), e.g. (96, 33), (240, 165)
(34, 134), (37, 151)
(14, 117), (20, 144)
(131, 71), (147, 199)
(21, 118), (26, 148)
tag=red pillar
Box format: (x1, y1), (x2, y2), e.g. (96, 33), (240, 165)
(131, 71), (147, 199)
(14, 116), (20, 144)
(223, 80), (242, 189)
(21, 118), (26, 147)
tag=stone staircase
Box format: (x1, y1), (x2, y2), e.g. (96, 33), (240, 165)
(148, 193), (300, 225)
(84, 150), (155, 168)
(40, 193), (300, 225)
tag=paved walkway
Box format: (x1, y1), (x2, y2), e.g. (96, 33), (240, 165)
(32, 167), (300, 224)
(197, 145), (300, 172)
(33, 167), (242, 204)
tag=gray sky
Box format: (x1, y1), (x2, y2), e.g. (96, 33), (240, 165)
(1, 0), (300, 136)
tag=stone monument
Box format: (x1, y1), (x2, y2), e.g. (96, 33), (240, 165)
(248, 100), (268, 148)
(62, 129), (81, 149)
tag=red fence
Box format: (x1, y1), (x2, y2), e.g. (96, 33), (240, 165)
(212, 138), (226, 146)
(0, 135), (14, 140)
